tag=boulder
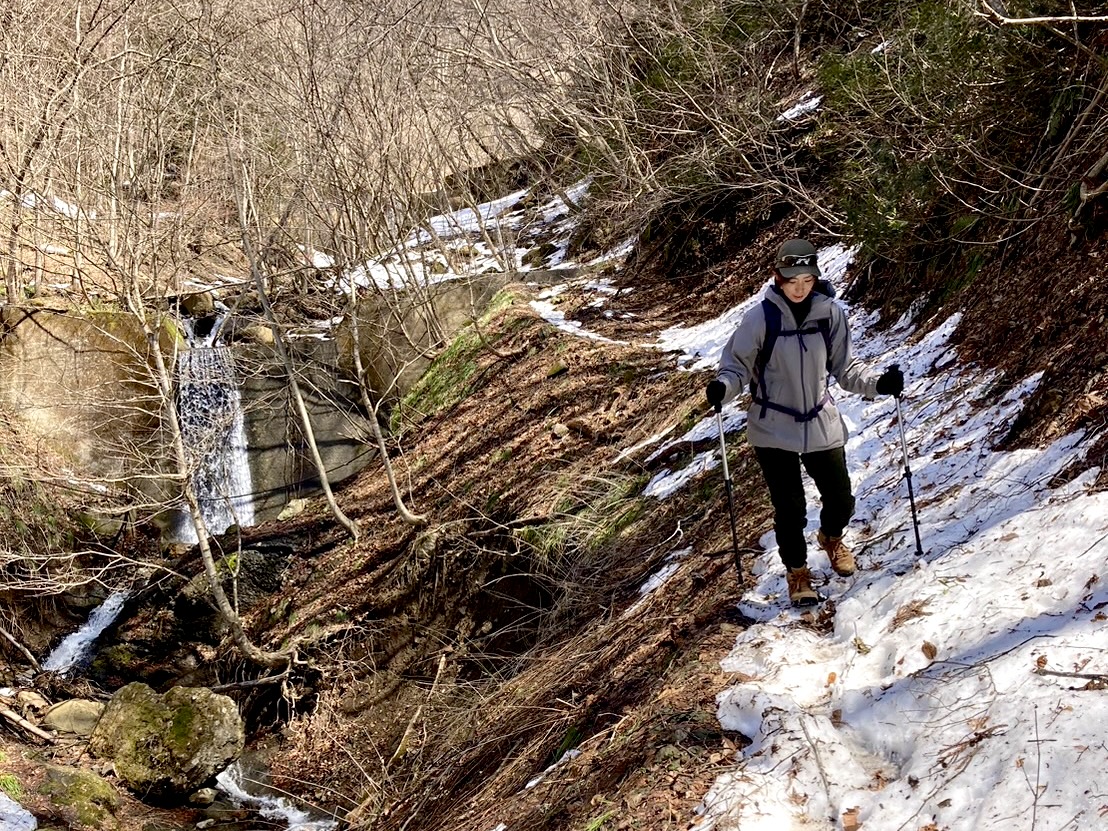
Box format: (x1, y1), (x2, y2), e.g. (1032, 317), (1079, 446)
(172, 544), (292, 642)
(238, 323), (275, 346)
(180, 291), (215, 316)
(42, 698), (106, 736)
(0, 791), (36, 831)
(36, 765), (120, 830)
(88, 682), (244, 801)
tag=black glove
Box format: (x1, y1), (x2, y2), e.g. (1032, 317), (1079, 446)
(876, 365), (904, 397)
(706, 379), (727, 411)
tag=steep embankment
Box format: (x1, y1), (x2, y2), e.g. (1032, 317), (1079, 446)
(248, 199), (1106, 831)
(216, 276), (765, 828)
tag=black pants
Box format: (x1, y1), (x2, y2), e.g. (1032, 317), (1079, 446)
(754, 445), (856, 571)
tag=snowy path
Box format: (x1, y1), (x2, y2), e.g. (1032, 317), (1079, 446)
(532, 244), (1108, 831)
(691, 309), (1108, 831)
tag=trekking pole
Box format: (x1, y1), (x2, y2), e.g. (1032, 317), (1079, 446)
(891, 365), (925, 557)
(714, 405), (743, 582)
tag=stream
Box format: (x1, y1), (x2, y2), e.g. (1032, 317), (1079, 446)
(41, 591), (128, 675)
(216, 764), (338, 831)
(28, 592), (339, 831)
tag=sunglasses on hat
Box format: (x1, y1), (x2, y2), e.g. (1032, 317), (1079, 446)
(778, 253), (818, 267)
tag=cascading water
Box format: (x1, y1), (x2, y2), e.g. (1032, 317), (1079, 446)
(216, 763), (337, 830)
(41, 591), (129, 674)
(174, 319), (255, 543)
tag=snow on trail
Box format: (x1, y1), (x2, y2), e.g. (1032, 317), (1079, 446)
(529, 238), (1108, 830)
(694, 328), (1106, 830)
(646, 249), (1108, 831)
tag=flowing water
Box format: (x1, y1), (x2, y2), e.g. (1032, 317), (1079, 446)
(174, 344), (256, 543)
(41, 591), (128, 674)
(216, 763), (337, 830)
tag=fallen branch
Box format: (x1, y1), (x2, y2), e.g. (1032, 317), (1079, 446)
(977, 3), (1108, 25)
(1033, 667), (1108, 682)
(0, 624), (41, 670)
(210, 669), (291, 692)
(0, 705), (56, 743)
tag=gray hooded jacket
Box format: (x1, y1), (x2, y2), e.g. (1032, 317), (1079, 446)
(716, 286), (880, 453)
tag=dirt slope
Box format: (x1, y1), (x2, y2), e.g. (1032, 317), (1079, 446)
(252, 283), (769, 829)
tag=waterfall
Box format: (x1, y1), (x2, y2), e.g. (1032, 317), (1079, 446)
(216, 763), (337, 830)
(42, 591), (128, 674)
(174, 343), (255, 543)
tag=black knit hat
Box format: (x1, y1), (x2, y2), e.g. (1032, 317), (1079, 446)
(775, 239), (821, 278)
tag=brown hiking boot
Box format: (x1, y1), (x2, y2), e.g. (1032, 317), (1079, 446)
(786, 567), (819, 607)
(818, 530), (855, 577)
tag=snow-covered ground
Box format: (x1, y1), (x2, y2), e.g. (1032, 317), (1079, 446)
(657, 252), (1108, 831)
(507, 195), (1107, 829)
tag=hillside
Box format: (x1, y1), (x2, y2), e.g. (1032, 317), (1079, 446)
(5, 182), (1105, 831)
(3, 2), (1108, 831)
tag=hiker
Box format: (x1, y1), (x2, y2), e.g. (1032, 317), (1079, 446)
(705, 239), (903, 606)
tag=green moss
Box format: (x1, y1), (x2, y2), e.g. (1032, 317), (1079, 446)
(90, 643), (137, 677)
(219, 551), (240, 574)
(0, 772), (22, 799)
(169, 703), (196, 747)
(391, 291), (517, 434)
(37, 766), (119, 829)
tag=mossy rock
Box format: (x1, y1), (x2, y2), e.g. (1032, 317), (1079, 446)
(89, 643), (139, 678)
(522, 242), (558, 268)
(37, 765), (120, 830)
(88, 682), (244, 802)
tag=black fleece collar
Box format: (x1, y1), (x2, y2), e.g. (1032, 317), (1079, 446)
(771, 284), (813, 326)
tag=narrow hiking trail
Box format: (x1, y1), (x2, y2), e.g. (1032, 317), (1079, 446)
(534, 244), (1108, 831)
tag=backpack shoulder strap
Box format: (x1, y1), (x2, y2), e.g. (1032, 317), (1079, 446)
(752, 299), (781, 416)
(755, 299), (782, 381)
(816, 316), (832, 373)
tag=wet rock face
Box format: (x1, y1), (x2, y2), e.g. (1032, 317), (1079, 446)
(88, 682), (244, 802)
(90, 541), (295, 690)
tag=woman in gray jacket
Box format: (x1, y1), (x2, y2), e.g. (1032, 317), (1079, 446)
(705, 239), (903, 606)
